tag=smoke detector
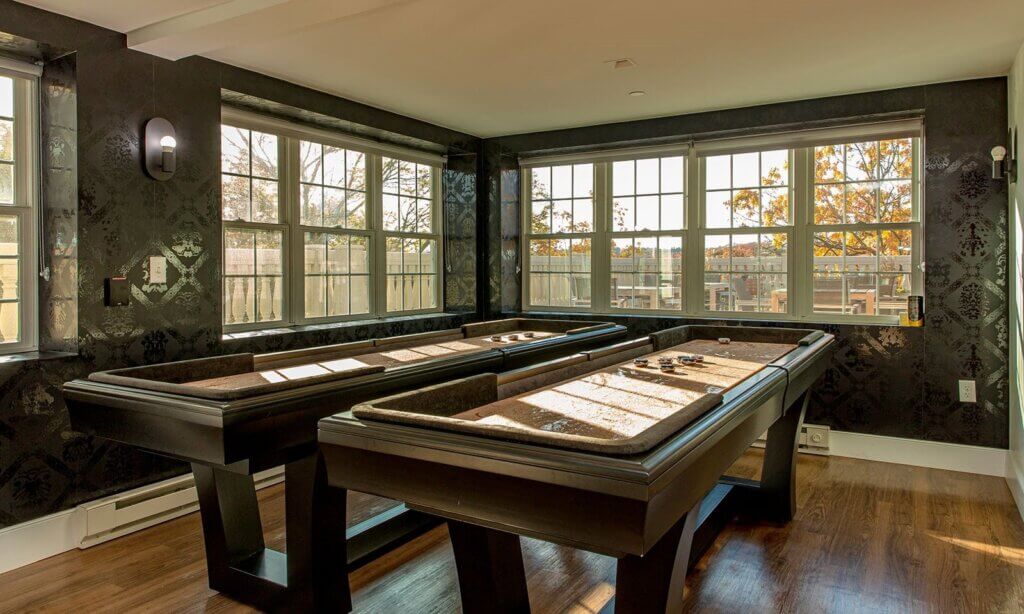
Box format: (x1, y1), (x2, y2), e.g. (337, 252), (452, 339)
(605, 58), (636, 69)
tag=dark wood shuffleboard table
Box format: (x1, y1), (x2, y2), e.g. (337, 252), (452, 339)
(319, 324), (834, 613)
(62, 318), (626, 611)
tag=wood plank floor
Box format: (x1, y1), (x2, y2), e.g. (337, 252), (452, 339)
(1, 450), (1023, 613)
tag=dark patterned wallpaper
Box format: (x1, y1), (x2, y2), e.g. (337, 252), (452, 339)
(483, 78), (1010, 449)
(0, 1), (481, 527)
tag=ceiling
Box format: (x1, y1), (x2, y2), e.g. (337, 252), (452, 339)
(19, 0), (1024, 137)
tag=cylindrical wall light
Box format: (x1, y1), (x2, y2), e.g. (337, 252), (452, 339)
(144, 118), (177, 181)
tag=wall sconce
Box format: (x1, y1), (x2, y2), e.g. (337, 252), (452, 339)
(144, 117), (176, 181)
(992, 129), (1017, 182)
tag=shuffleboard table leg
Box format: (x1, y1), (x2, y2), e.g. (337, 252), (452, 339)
(285, 451), (352, 613)
(191, 464), (273, 600)
(448, 520), (530, 614)
(757, 390), (810, 522)
(612, 500), (700, 614)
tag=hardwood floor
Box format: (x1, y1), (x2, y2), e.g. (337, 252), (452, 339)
(1, 451), (1023, 613)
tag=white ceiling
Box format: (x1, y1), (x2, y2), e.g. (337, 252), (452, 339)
(19, 0), (1024, 137)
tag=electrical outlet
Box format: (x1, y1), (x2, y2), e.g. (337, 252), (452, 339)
(150, 256), (167, 284)
(958, 380), (977, 403)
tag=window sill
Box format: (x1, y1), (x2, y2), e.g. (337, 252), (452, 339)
(221, 312), (469, 342)
(519, 309), (920, 328)
(0, 350), (78, 364)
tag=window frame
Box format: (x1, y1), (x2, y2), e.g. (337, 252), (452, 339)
(520, 120), (924, 325)
(220, 108), (443, 333)
(0, 64), (40, 355)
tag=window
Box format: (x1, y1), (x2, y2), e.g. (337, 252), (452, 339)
(221, 126), (285, 326)
(521, 122), (923, 324)
(701, 150), (790, 313)
(299, 141), (370, 319)
(0, 65), (39, 353)
(810, 139), (918, 316)
(220, 110), (442, 331)
(527, 164), (593, 308)
(382, 157), (440, 313)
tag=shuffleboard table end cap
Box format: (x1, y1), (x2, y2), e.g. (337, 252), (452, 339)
(798, 330), (826, 346)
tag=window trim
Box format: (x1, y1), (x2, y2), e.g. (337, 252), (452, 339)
(0, 65), (40, 354)
(520, 122), (924, 326)
(221, 109), (443, 333)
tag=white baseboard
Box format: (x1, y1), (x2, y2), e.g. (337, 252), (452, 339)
(1006, 453), (1024, 524)
(0, 507), (82, 575)
(0, 466), (284, 576)
(829, 431), (1009, 477)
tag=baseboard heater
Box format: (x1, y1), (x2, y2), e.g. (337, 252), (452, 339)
(76, 466), (284, 549)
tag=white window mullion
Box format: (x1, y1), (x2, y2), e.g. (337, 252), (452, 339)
(685, 151), (703, 314)
(370, 154), (386, 318)
(592, 162), (610, 313)
(792, 147), (811, 319)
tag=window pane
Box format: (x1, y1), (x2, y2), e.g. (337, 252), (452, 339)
(331, 276), (356, 317)
(347, 152), (366, 192)
(346, 191), (367, 229)
(636, 158), (658, 194)
(733, 153), (758, 187)
(761, 150), (788, 186)
(221, 126), (249, 174)
(224, 229), (255, 276)
(573, 164), (593, 198)
(846, 142), (877, 181)
(399, 160), (417, 196)
(551, 165), (572, 199)
(351, 236), (369, 273)
(416, 199), (433, 233)
(880, 230), (912, 273)
(351, 276), (370, 314)
(416, 164), (432, 198)
(328, 234), (349, 274)
(732, 190), (759, 227)
(305, 275), (326, 318)
(222, 175), (250, 221)
(251, 179), (279, 223)
(573, 199), (593, 232)
(0, 164), (12, 205)
(382, 157), (400, 193)
(815, 145), (844, 182)
(532, 167), (551, 200)
(880, 139), (913, 179)
(251, 132), (278, 179)
(661, 157), (684, 193)
(846, 183), (877, 223)
(706, 156), (730, 190)
(301, 184), (323, 226)
(762, 187), (788, 226)
(383, 194), (400, 231)
(813, 184), (843, 224)
(299, 140), (323, 183)
(256, 231), (282, 276)
(612, 197), (634, 231)
(880, 180), (912, 222)
(658, 195), (682, 231)
(759, 234), (787, 272)
(0, 302), (18, 343)
(0, 216), (16, 258)
(0, 119), (12, 162)
(323, 187), (345, 227)
(706, 191), (731, 229)
(0, 77), (12, 118)
(812, 272), (843, 313)
(400, 196), (417, 232)
(421, 275), (437, 309)
(304, 232), (326, 274)
(323, 145), (345, 187)
(612, 161), (634, 196)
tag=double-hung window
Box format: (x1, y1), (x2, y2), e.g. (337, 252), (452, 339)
(220, 109), (442, 332)
(0, 62), (40, 353)
(521, 120), (923, 324)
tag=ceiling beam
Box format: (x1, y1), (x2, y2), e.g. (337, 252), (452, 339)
(127, 0), (413, 61)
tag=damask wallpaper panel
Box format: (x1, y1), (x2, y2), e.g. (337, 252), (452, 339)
(0, 0), (483, 528)
(484, 78), (1010, 449)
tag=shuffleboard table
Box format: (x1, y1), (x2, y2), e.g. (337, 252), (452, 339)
(62, 318), (626, 612)
(318, 324), (834, 613)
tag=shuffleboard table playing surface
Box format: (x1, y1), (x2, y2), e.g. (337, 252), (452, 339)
(183, 331), (561, 393)
(452, 338), (797, 450)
